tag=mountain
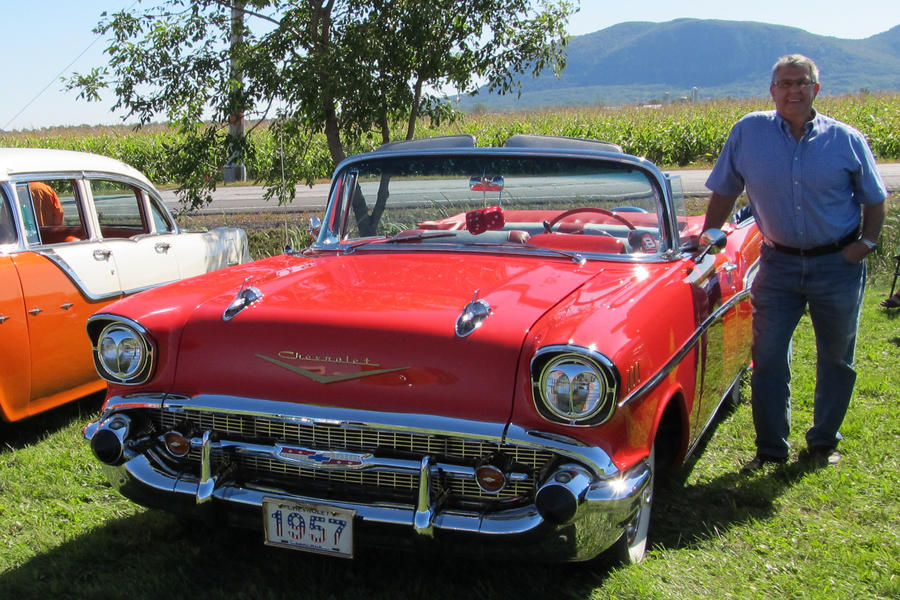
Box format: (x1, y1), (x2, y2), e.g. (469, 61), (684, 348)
(461, 19), (900, 110)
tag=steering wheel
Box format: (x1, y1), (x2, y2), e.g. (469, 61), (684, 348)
(546, 207), (636, 232)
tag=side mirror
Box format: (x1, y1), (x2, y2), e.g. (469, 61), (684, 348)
(307, 216), (322, 237)
(694, 228), (727, 263)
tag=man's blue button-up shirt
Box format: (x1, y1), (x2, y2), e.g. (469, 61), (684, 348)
(706, 110), (887, 249)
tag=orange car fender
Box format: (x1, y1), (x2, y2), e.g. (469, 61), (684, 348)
(0, 255), (30, 421)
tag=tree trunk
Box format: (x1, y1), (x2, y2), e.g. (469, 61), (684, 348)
(380, 109), (391, 146)
(312, 0), (345, 165)
(405, 77), (423, 140)
(324, 108), (345, 165)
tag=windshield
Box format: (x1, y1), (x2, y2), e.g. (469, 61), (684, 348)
(318, 154), (686, 258)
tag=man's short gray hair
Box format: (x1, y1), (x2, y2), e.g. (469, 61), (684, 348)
(771, 54), (820, 84)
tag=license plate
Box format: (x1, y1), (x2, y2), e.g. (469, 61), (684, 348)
(262, 498), (355, 558)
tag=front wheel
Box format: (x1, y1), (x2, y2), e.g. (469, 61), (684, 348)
(606, 445), (655, 565)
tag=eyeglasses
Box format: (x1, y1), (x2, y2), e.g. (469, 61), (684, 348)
(773, 78), (814, 90)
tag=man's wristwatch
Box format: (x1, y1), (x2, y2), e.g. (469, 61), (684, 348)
(858, 237), (878, 251)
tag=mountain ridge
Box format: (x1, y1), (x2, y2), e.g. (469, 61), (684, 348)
(462, 19), (900, 110)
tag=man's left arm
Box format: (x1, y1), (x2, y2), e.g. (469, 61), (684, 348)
(843, 200), (887, 263)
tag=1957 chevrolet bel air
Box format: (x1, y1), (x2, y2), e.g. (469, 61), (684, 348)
(0, 148), (249, 422)
(84, 135), (760, 563)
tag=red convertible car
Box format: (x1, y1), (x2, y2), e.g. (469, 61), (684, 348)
(84, 135), (761, 563)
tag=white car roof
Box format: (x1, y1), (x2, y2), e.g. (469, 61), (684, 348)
(0, 147), (154, 188)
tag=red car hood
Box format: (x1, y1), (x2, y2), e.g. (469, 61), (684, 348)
(170, 252), (607, 422)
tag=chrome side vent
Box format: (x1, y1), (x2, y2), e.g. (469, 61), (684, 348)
(624, 362), (642, 393)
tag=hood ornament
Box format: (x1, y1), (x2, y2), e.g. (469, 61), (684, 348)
(223, 277), (263, 321)
(455, 290), (492, 337)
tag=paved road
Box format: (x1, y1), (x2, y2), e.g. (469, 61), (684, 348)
(160, 163), (900, 215)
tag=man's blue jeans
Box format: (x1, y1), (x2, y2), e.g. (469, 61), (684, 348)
(749, 244), (866, 458)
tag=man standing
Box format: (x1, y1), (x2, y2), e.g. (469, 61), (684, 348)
(703, 54), (887, 472)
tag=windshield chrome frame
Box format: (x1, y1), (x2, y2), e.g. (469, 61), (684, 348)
(312, 147), (680, 262)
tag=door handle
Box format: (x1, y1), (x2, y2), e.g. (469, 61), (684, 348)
(93, 249), (112, 261)
(155, 242), (171, 253)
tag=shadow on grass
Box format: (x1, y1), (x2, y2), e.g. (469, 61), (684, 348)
(0, 392), (105, 454)
(0, 395), (820, 598)
(647, 401), (823, 555)
(0, 509), (608, 600)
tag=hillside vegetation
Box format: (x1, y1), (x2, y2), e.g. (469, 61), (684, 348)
(463, 19), (900, 109)
(2, 95), (899, 186)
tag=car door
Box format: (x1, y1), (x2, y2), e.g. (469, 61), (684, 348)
(0, 190), (31, 421)
(86, 177), (182, 293)
(685, 231), (755, 442)
(3, 179), (109, 419)
(14, 179), (122, 298)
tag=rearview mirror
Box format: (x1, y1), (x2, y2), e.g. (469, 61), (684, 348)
(469, 176), (504, 192)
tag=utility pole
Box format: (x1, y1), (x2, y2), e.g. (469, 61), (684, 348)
(224, 1), (247, 183)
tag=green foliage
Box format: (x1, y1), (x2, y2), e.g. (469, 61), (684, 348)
(61, 0), (575, 209)
(246, 224), (315, 258)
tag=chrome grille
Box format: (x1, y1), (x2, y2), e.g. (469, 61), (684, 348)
(155, 408), (555, 502)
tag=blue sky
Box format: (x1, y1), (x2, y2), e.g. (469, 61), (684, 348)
(2, 0), (898, 130)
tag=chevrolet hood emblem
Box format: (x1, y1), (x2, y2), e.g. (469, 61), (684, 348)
(256, 354), (408, 384)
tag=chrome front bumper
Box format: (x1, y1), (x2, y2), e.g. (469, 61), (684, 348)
(85, 395), (652, 562)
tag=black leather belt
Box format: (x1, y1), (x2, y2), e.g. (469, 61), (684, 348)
(768, 229), (859, 257)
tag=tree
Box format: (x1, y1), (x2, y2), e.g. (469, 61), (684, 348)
(70, 0), (576, 209)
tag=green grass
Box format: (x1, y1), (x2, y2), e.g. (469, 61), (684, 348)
(1, 287), (896, 599)
(1, 201), (898, 600)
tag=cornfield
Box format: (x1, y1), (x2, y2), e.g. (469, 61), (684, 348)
(2, 94), (898, 185)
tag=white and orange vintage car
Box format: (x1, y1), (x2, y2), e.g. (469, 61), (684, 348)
(84, 136), (761, 564)
(0, 148), (249, 422)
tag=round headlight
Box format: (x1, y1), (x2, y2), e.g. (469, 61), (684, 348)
(533, 350), (618, 425)
(93, 320), (153, 384)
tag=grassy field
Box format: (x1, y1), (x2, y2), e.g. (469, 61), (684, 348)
(0, 289), (896, 599)
(1, 201), (898, 598)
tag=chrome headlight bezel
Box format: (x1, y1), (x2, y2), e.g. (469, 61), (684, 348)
(89, 316), (155, 385)
(531, 346), (619, 426)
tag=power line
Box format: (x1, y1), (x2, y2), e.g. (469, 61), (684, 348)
(2, 36), (105, 131)
(2, 2), (138, 131)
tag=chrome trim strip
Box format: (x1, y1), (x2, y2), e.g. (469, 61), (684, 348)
(618, 280), (753, 408)
(35, 248), (123, 302)
(683, 369), (745, 461)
